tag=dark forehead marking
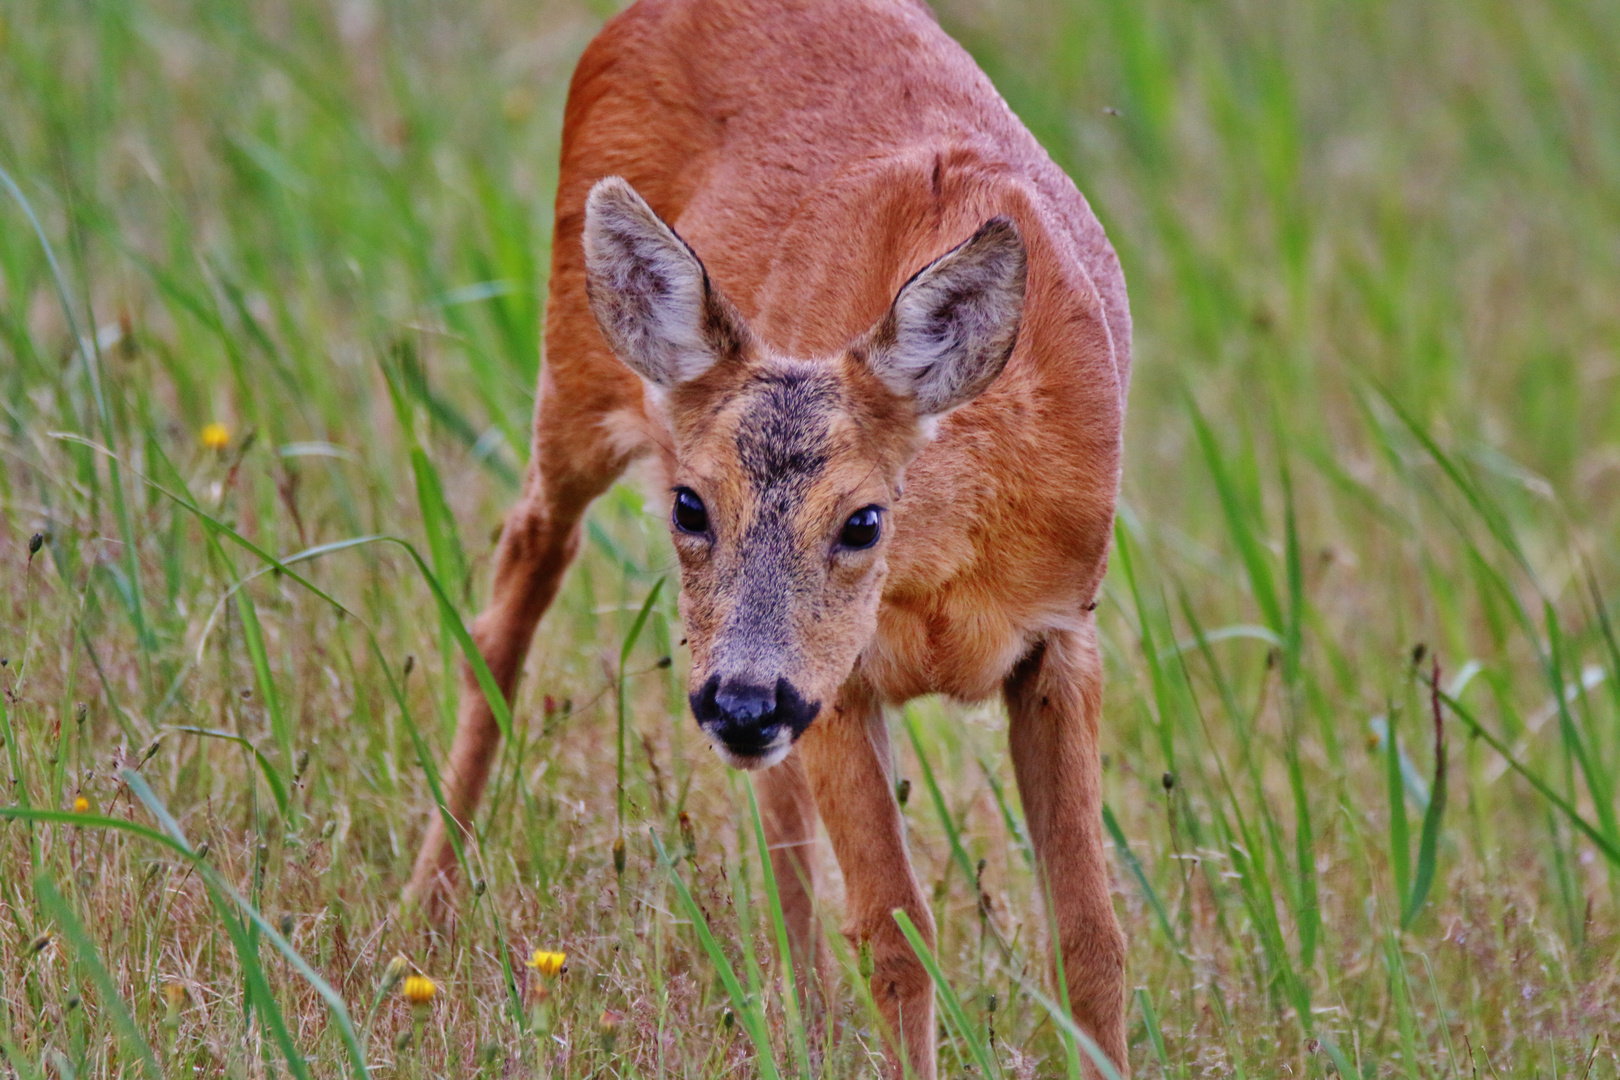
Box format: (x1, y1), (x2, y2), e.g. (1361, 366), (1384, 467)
(728, 371), (840, 628)
(734, 370), (839, 493)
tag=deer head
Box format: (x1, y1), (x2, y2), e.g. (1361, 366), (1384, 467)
(583, 176), (1025, 768)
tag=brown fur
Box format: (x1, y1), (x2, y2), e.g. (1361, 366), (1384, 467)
(407, 1), (1131, 1075)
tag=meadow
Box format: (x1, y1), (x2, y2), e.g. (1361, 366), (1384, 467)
(2, 0), (1619, 1076)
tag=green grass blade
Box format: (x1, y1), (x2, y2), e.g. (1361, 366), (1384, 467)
(1135, 988), (1173, 1077)
(746, 784), (814, 1080)
(50, 432), (517, 745)
(1284, 744), (1320, 968)
(410, 443), (473, 724)
(651, 830), (781, 1080)
(1114, 517), (1179, 770)
(1102, 804), (1176, 948)
(891, 909), (1002, 1080)
(33, 876), (163, 1080)
(978, 757), (1036, 870)
(0, 163), (153, 678)
(1403, 667), (1448, 928)
(1372, 385), (1534, 581)
(120, 771), (374, 1079)
(901, 709), (978, 890)
(1386, 699), (1412, 913)
(1544, 602), (1620, 848)
(235, 591), (294, 793)
(7, 810), (342, 1080)
(1185, 393), (1284, 634)
(618, 577), (665, 834)
(167, 726), (290, 820)
(996, 956), (1124, 1080)
(1435, 685), (1620, 866)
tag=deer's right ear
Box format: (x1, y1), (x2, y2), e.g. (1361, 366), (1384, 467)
(583, 177), (751, 387)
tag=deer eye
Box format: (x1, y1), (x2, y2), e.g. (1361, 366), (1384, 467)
(839, 506), (882, 550)
(672, 488), (709, 534)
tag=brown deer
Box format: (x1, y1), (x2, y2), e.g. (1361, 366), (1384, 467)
(407, 0), (1132, 1075)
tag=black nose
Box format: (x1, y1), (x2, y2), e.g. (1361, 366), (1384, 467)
(715, 680), (777, 723)
(690, 675), (820, 758)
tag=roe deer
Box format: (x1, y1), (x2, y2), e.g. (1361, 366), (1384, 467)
(407, 0), (1132, 1074)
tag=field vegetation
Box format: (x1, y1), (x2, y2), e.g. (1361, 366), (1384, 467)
(2, 0), (1619, 1076)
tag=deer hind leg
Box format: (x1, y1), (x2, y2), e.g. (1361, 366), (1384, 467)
(752, 749), (824, 1014)
(405, 374), (645, 909)
(1005, 628), (1128, 1078)
(799, 677), (935, 1080)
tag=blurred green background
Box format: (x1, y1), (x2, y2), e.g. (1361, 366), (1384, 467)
(2, 0), (1618, 1076)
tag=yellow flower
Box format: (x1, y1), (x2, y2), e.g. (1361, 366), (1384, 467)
(402, 974), (437, 1006)
(526, 950), (566, 977)
(200, 422), (230, 451)
(73, 796), (90, 814)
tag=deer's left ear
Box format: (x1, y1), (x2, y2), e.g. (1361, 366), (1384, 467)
(864, 217), (1027, 417)
(583, 176), (753, 387)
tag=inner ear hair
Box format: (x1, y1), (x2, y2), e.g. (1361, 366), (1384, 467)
(582, 176), (751, 387)
(866, 216), (1027, 417)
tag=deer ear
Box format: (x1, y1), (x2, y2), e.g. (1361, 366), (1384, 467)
(583, 176), (751, 387)
(865, 217), (1026, 417)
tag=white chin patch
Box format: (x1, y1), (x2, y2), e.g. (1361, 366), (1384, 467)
(708, 734), (793, 771)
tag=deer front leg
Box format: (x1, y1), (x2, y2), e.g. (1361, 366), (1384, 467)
(404, 488), (585, 908)
(798, 678), (935, 1080)
(1005, 629), (1128, 1078)
(405, 375), (639, 909)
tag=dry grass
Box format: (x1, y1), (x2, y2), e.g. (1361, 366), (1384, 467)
(3, 0), (1620, 1076)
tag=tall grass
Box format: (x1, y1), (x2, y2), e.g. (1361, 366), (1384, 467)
(3, 0), (1619, 1075)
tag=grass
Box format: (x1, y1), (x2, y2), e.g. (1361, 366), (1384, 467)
(2, 0), (1620, 1075)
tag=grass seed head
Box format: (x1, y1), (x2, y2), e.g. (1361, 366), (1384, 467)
(678, 811), (696, 858)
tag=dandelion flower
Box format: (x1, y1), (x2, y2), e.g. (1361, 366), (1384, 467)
(527, 949), (566, 977)
(73, 796), (90, 813)
(402, 974), (437, 1006)
(200, 422), (230, 452)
